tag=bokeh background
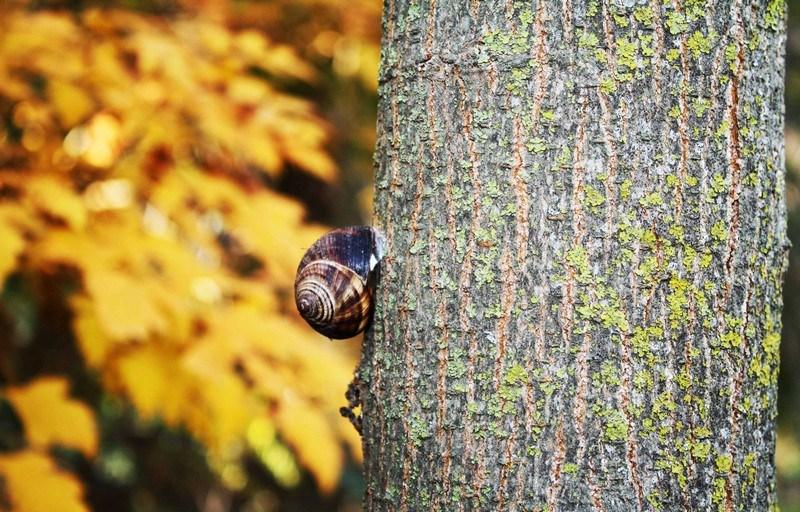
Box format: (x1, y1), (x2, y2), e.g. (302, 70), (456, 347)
(0, 0), (797, 511)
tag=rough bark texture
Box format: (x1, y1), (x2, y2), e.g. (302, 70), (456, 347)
(359, 0), (788, 510)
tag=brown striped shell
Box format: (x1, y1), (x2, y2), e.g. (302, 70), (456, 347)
(294, 226), (385, 339)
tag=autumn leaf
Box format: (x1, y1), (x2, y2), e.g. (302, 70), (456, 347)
(0, 451), (89, 512)
(24, 175), (87, 230)
(114, 344), (187, 422)
(5, 377), (98, 457)
(85, 268), (171, 342)
(276, 397), (344, 494)
(71, 296), (113, 367)
(112, 343), (253, 451)
(285, 146), (337, 183)
(47, 79), (94, 128)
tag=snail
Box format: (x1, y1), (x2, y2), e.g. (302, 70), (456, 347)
(295, 226), (386, 339)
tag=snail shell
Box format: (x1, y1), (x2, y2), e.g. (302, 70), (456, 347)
(295, 226), (385, 339)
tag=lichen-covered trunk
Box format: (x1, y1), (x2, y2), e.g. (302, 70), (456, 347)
(359, 0), (788, 510)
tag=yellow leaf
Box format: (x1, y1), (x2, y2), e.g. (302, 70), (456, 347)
(47, 79), (94, 128)
(85, 268), (169, 341)
(0, 451), (88, 512)
(181, 340), (256, 448)
(71, 297), (113, 367)
(233, 30), (267, 59)
(186, 375), (252, 451)
(262, 45), (317, 82)
(194, 305), (356, 486)
(25, 175), (87, 230)
(28, 227), (114, 279)
(5, 377), (97, 457)
(284, 146), (337, 182)
(89, 41), (131, 87)
(1, 13), (80, 65)
(227, 76), (269, 104)
(133, 31), (177, 75)
(239, 127), (282, 174)
(276, 398), (343, 494)
(0, 219), (24, 286)
(195, 21), (232, 56)
(115, 344), (183, 421)
(116, 343), (252, 451)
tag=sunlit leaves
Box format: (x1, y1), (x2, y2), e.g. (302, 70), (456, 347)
(246, 0), (382, 90)
(0, 3), (367, 504)
(5, 378), (98, 457)
(0, 451), (89, 512)
(247, 418), (302, 488)
(85, 268), (173, 341)
(47, 80), (95, 129)
(65, 114), (123, 168)
(0, 378), (95, 512)
(0, 9), (337, 181)
(277, 398), (344, 494)
(23, 175), (87, 230)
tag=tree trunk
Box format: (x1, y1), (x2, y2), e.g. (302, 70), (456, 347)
(359, 0), (788, 510)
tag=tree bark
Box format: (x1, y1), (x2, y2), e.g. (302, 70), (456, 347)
(359, 0), (788, 510)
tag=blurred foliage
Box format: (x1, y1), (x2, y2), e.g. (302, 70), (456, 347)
(0, 1), (380, 511)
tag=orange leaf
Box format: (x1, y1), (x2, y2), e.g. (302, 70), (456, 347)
(5, 377), (97, 457)
(0, 450), (89, 512)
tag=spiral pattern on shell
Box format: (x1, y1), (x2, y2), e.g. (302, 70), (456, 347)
(294, 227), (384, 339)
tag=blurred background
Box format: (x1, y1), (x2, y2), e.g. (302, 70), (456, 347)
(0, 0), (797, 511)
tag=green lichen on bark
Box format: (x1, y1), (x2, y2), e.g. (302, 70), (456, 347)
(360, 0), (788, 510)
